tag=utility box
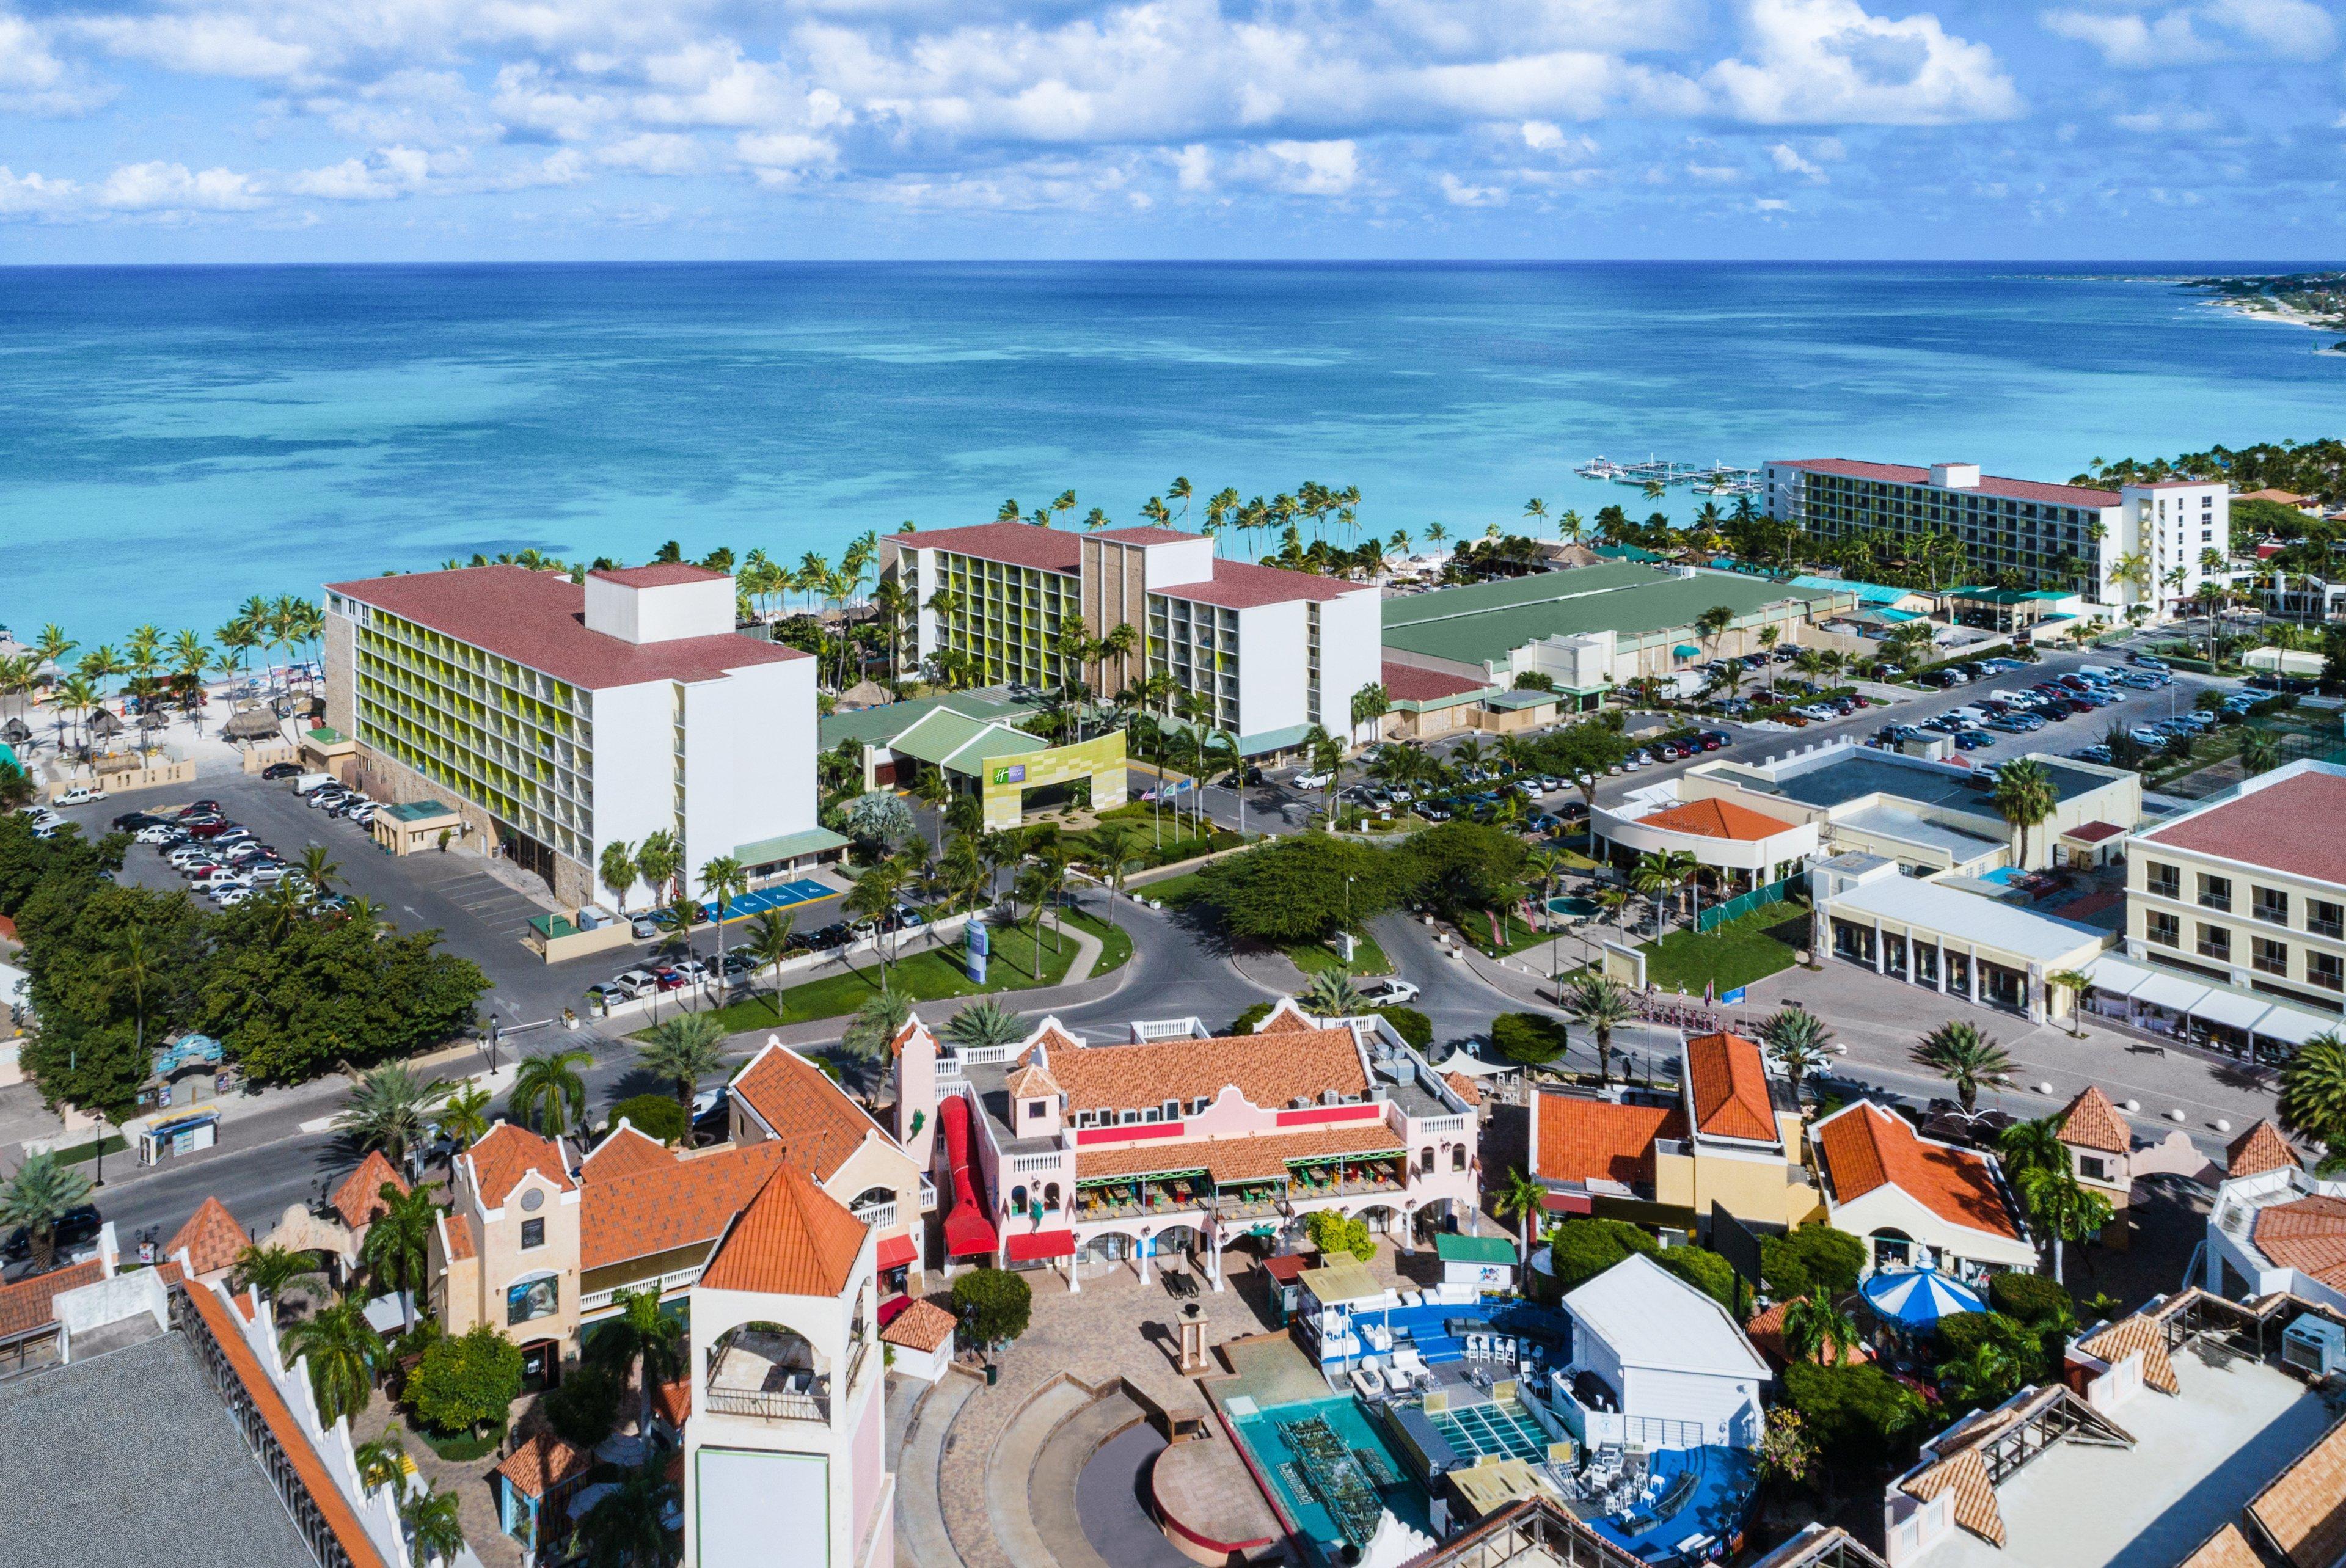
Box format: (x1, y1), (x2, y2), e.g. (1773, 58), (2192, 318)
(2282, 1314), (2345, 1379)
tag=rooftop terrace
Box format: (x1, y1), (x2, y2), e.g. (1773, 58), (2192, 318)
(1740, 749), (2110, 814)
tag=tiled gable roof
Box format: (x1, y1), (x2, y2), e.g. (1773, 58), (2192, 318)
(439, 1211), (477, 1263)
(1253, 1001), (1322, 1036)
(1743, 1300), (1870, 1368)
(467, 1122), (573, 1208)
(1046, 1025), (1368, 1117)
(1686, 1032), (1777, 1144)
(2055, 1086), (2131, 1156)
(882, 1299), (958, 1354)
(2246, 1412), (2346, 1568)
(2075, 1311), (2178, 1394)
(1637, 799), (1804, 844)
(729, 1043), (893, 1183)
(169, 1196), (248, 1278)
(1902, 1446), (2005, 1547)
(1534, 1094), (1686, 1189)
(1004, 1063), (1059, 1099)
(1443, 1072), (1482, 1108)
(494, 1432), (594, 1500)
(0, 1258), (105, 1341)
(330, 1153), (411, 1230)
(2253, 1195), (2346, 1291)
(581, 1123), (678, 1180)
(2176, 1523), (2263, 1568)
(580, 1142), (786, 1271)
(2229, 1119), (2300, 1178)
(1814, 1101), (2021, 1240)
(650, 1378), (690, 1428)
(1073, 1123), (1405, 1186)
(699, 1162), (868, 1299)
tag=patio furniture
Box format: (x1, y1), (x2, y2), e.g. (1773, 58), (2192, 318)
(1351, 1365), (1386, 1399)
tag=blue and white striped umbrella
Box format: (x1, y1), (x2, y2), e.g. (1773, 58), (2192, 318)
(1860, 1267), (1986, 1330)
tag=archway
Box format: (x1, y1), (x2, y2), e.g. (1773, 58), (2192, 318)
(704, 1322), (831, 1417)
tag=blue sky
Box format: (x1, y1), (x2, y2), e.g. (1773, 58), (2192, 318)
(0, 0), (2341, 261)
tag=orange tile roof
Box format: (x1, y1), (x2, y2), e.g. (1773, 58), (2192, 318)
(467, 1122), (572, 1208)
(494, 1432), (595, 1500)
(881, 1299), (958, 1354)
(169, 1196), (248, 1278)
(2229, 1119), (2300, 1178)
(331, 1153), (411, 1230)
(650, 1377), (690, 1428)
(1074, 1123), (1406, 1186)
(1635, 798), (1805, 843)
(699, 1162), (869, 1299)
(1444, 1073), (1482, 1109)
(580, 1141), (787, 1271)
(2253, 1195), (2346, 1291)
(1902, 1446), (2005, 1547)
(1814, 1102), (2021, 1240)
(1534, 1093), (1685, 1188)
(729, 1043), (894, 1183)
(1254, 1001), (1322, 1035)
(2055, 1087), (2130, 1156)
(2075, 1311), (2178, 1394)
(439, 1211), (477, 1263)
(1046, 1027), (1368, 1117)
(1004, 1063), (1059, 1099)
(2176, 1523), (2263, 1568)
(2246, 1413), (2346, 1568)
(1686, 1032), (1777, 1143)
(581, 1123), (678, 1180)
(0, 1259), (105, 1341)
(1743, 1299), (1871, 1367)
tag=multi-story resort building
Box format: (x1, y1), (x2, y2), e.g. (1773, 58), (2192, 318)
(2080, 760), (2346, 1062)
(880, 522), (1381, 756)
(890, 998), (1483, 1286)
(324, 562), (829, 906)
(1764, 459), (2228, 621)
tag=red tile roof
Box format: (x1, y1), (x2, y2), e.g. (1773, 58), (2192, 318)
(1686, 1032), (1778, 1143)
(1637, 799), (1805, 844)
(590, 563), (726, 588)
(2253, 1195), (2346, 1291)
(2056, 1086), (2132, 1156)
(331, 1153), (411, 1230)
(2141, 771), (2346, 886)
(1155, 558), (1360, 609)
(897, 522), (1082, 572)
(2229, 1120), (2300, 1178)
(650, 1377), (690, 1428)
(0, 1259), (105, 1341)
(439, 1211), (477, 1263)
(2061, 820), (2125, 845)
(1534, 1093), (1685, 1187)
(881, 1298), (958, 1353)
(579, 1141), (786, 1271)
(699, 1162), (868, 1299)
(1095, 525), (1208, 545)
(1382, 662), (1491, 704)
(1744, 1299), (1871, 1367)
(495, 1432), (594, 1499)
(1073, 1122), (1405, 1184)
(581, 1123), (678, 1180)
(326, 565), (806, 691)
(1815, 1103), (2022, 1240)
(729, 1043), (894, 1183)
(1775, 459), (2119, 511)
(1443, 1072), (1482, 1109)
(466, 1122), (572, 1209)
(169, 1197), (249, 1278)
(1045, 1026), (1370, 1116)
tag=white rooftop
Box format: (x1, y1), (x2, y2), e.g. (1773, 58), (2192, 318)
(1826, 875), (2110, 964)
(1836, 804), (2003, 861)
(1561, 1253), (1770, 1382)
(1923, 1346), (2334, 1568)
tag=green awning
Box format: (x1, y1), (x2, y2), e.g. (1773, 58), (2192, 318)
(1433, 1233), (1518, 1266)
(733, 825), (849, 866)
(1673, 644), (1701, 658)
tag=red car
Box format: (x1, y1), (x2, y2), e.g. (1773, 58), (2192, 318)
(650, 968), (689, 991)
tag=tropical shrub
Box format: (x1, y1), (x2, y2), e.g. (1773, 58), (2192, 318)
(950, 1268), (1031, 1346)
(607, 1094), (689, 1145)
(1987, 1271), (2072, 1329)
(545, 1362), (624, 1448)
(407, 1326), (524, 1437)
(1379, 1007), (1433, 1050)
(1780, 1362), (1926, 1460)
(1656, 1245), (1739, 1309)
(1492, 1012), (1570, 1066)
(1304, 1209), (1378, 1263)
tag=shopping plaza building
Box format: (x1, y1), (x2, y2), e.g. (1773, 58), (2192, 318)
(880, 522), (1382, 756)
(1764, 459), (2228, 621)
(324, 563), (831, 906)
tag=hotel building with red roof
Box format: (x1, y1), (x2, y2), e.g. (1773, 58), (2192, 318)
(1764, 458), (2227, 621)
(323, 561), (836, 908)
(880, 521), (1381, 757)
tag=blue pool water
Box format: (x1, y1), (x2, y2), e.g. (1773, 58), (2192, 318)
(1982, 867), (2025, 887)
(1229, 1396), (1433, 1558)
(1547, 895), (1602, 919)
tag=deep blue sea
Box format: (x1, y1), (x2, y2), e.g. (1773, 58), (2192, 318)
(2, 261), (2339, 647)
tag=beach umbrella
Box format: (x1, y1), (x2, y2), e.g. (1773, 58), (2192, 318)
(1860, 1267), (1986, 1331)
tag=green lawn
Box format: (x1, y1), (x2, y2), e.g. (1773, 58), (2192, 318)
(637, 908), (1131, 1034)
(1137, 871), (1206, 906)
(1282, 928), (1395, 977)
(56, 1134), (128, 1167)
(1637, 904), (1807, 994)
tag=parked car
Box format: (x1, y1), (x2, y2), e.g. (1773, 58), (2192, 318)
(630, 916), (660, 940)
(667, 957), (711, 983)
(1356, 979), (1422, 1007)
(261, 762), (303, 780)
(3, 1204), (102, 1263)
(649, 968), (689, 991)
(586, 981), (634, 1008)
(52, 786), (107, 806)
(1294, 770), (1333, 790)
(134, 825), (180, 845)
(609, 969), (658, 999)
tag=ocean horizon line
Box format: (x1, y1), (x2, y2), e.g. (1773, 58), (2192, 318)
(0, 257), (2337, 274)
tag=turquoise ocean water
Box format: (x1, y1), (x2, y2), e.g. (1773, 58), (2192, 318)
(1, 261), (2339, 647)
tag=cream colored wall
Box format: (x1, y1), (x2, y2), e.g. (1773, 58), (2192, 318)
(1830, 1182), (2036, 1272)
(1654, 1148), (1820, 1228)
(2127, 837), (2346, 1008)
(822, 1138), (926, 1272)
(472, 1172), (582, 1353)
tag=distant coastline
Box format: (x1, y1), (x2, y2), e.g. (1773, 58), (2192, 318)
(2183, 271), (2346, 349)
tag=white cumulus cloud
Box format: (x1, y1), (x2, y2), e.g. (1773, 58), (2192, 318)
(2041, 0), (2334, 67)
(97, 160), (264, 210)
(1706, 0), (2025, 124)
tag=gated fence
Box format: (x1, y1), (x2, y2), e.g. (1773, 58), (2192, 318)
(1695, 872), (1803, 933)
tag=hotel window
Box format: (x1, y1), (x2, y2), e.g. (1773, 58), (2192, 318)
(2253, 887), (2289, 925)
(521, 1219), (544, 1250)
(2253, 937), (2289, 976)
(2198, 874), (2232, 912)
(2146, 862), (2180, 900)
(2197, 924), (2231, 961)
(2312, 953), (2344, 993)
(2078, 1155), (2110, 1183)
(2312, 900), (2344, 939)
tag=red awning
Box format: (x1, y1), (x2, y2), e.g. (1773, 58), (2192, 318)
(1003, 1230), (1076, 1263)
(875, 1233), (918, 1271)
(877, 1293), (913, 1328)
(1540, 1189), (1593, 1214)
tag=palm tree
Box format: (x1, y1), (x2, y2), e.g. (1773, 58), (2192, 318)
(438, 1084), (492, 1151)
(233, 1244), (326, 1315)
(510, 1048), (593, 1139)
(352, 1426), (409, 1495)
(0, 1153), (94, 1269)
(2046, 969), (2095, 1036)
(1087, 821), (1143, 928)
(634, 830), (682, 904)
(600, 840), (639, 915)
(639, 1013), (733, 1115)
(285, 1297), (384, 1424)
(577, 1457), (678, 1568)
(1561, 973), (1637, 1085)
(844, 856), (912, 986)
(1631, 852), (1678, 938)
(1991, 759), (2058, 869)
(1911, 1021), (2012, 1116)
(332, 1065), (450, 1175)
(1780, 1293), (1860, 1363)
(743, 909), (797, 1022)
(1495, 1166), (1548, 1265)
(293, 843), (340, 899)
(362, 1184), (442, 1333)
(1301, 969), (1365, 1017)
(696, 855), (748, 1005)
(839, 989), (912, 1087)
(1759, 1008), (1833, 1112)
(2278, 1032), (2346, 1174)
(593, 1286), (689, 1435)
(946, 997), (1026, 1051)
(1758, 626), (1780, 695)
(2241, 727), (2282, 777)
(400, 1486), (466, 1568)
(1937, 1339), (2020, 1409)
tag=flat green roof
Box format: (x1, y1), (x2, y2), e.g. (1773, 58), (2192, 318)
(382, 799), (458, 822)
(1380, 569), (1844, 672)
(1381, 563), (1660, 628)
(734, 825), (849, 865)
(1434, 1233), (1518, 1266)
(817, 687), (1048, 749)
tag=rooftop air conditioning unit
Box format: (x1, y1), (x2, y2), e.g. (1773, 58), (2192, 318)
(2282, 1315), (2345, 1379)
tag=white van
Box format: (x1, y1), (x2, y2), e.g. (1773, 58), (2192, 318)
(293, 773), (338, 795)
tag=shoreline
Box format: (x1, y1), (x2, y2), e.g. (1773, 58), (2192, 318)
(2180, 272), (2346, 343)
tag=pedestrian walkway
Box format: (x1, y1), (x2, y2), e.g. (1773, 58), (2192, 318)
(893, 1370), (978, 1568)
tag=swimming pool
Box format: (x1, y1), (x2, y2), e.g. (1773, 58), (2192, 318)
(1547, 895), (1601, 919)
(1227, 1396), (1433, 1559)
(1981, 867), (2024, 888)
